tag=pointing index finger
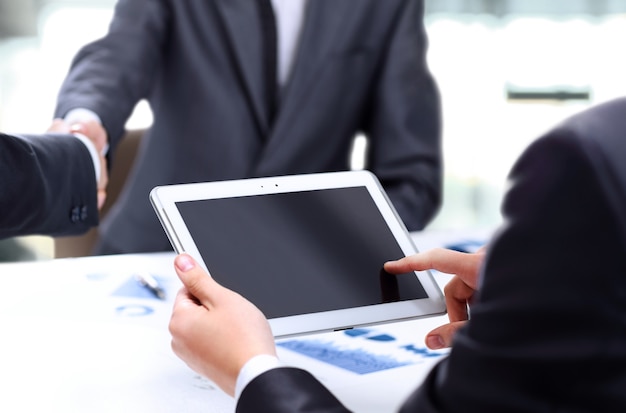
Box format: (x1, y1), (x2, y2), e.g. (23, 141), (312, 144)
(384, 247), (483, 289)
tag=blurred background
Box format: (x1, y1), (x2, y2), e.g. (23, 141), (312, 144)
(2, 0), (626, 260)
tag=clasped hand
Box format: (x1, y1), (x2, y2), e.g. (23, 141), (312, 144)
(169, 248), (485, 396)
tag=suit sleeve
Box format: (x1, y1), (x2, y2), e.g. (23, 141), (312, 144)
(236, 367), (351, 413)
(0, 133), (98, 238)
(364, 0), (442, 231)
(401, 130), (626, 411)
(54, 0), (170, 152)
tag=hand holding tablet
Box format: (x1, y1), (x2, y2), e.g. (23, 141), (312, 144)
(150, 171), (445, 337)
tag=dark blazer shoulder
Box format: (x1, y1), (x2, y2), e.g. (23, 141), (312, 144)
(553, 98), (626, 240)
(403, 99), (626, 412)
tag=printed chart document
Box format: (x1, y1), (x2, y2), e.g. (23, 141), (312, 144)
(0, 228), (491, 412)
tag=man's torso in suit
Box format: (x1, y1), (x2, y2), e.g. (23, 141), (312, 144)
(54, 0), (442, 254)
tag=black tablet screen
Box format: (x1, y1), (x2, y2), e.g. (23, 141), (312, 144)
(176, 186), (427, 318)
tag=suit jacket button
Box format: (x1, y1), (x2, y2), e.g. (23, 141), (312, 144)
(70, 206), (80, 223)
(80, 205), (88, 221)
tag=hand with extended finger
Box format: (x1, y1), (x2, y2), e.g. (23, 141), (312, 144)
(384, 247), (486, 349)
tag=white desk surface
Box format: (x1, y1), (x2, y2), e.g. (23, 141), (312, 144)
(0, 229), (491, 412)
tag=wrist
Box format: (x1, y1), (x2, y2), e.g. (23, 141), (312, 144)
(71, 132), (101, 182)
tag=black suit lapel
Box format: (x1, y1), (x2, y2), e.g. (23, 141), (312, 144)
(274, 0), (351, 135)
(215, 0), (269, 134)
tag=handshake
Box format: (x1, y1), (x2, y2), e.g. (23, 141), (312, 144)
(48, 119), (109, 210)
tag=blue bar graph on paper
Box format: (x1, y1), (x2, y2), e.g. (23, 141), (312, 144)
(278, 339), (412, 374)
(278, 327), (447, 374)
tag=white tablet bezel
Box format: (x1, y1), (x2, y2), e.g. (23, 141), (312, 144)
(150, 170), (445, 337)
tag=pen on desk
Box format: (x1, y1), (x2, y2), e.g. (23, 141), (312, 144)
(135, 272), (166, 300)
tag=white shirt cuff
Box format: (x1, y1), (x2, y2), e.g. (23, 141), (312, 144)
(71, 133), (101, 183)
(234, 354), (282, 402)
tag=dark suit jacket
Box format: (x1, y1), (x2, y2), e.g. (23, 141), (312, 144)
(54, 0), (442, 254)
(0, 133), (98, 238)
(236, 98), (626, 411)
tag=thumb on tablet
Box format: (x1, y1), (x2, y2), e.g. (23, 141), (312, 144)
(174, 253), (221, 307)
(170, 253), (276, 396)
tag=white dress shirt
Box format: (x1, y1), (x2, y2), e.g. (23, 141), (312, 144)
(272, 0), (308, 86)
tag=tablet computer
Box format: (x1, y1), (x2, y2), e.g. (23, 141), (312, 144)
(150, 170), (445, 337)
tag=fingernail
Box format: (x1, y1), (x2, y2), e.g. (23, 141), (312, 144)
(175, 254), (195, 272)
(426, 334), (444, 350)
